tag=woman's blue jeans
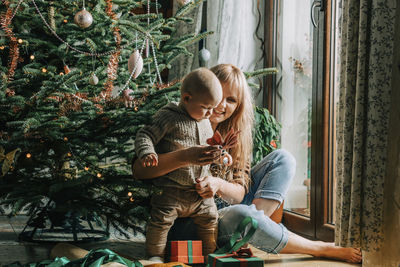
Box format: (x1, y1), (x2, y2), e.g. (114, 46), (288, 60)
(167, 149), (296, 253)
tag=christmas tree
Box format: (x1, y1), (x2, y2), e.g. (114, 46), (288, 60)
(0, 0), (216, 241)
(0, 0), (278, 242)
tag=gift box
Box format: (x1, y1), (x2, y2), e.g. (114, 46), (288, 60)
(170, 240), (204, 264)
(208, 248), (263, 267)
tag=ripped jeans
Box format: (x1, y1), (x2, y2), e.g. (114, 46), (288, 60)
(167, 149), (296, 254)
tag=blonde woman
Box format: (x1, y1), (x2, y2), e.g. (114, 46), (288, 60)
(132, 64), (362, 263)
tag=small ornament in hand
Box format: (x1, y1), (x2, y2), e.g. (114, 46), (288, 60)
(141, 153), (158, 167)
(206, 128), (240, 166)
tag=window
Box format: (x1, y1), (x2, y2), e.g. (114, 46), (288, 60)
(264, 0), (338, 241)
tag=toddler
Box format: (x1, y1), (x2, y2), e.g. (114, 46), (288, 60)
(135, 68), (224, 262)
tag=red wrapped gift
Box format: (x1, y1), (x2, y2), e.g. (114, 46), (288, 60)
(170, 240), (204, 264)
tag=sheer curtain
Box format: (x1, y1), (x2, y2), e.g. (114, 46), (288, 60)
(205, 0), (264, 74)
(335, 0), (399, 265)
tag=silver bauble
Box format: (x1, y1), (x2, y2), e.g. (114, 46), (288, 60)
(74, 8), (93, 29)
(128, 50), (144, 79)
(199, 48), (211, 62)
(89, 73), (99, 85)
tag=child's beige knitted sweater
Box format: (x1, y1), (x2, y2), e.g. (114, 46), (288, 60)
(135, 102), (214, 188)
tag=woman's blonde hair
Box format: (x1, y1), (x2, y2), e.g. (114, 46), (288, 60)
(210, 64), (254, 188)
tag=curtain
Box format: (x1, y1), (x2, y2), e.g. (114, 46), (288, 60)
(206, 0), (264, 72)
(362, 5), (400, 266)
(335, 0), (397, 256)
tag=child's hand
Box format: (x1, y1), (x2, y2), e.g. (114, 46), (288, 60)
(220, 152), (233, 166)
(141, 153), (158, 167)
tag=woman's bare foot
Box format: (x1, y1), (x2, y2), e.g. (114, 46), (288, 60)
(281, 232), (362, 263)
(314, 241), (362, 263)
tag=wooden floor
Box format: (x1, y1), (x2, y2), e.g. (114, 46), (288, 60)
(0, 216), (360, 267)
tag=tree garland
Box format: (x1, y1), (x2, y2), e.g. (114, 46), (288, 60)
(103, 0), (122, 99)
(0, 0), (20, 94)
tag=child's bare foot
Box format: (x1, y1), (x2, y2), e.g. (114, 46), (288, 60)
(315, 242), (362, 263)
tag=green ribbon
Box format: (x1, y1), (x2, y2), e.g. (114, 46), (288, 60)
(80, 248), (142, 267)
(215, 216), (258, 254)
(187, 240), (193, 264)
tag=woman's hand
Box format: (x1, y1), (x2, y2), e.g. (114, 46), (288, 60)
(183, 145), (223, 166)
(195, 176), (222, 199)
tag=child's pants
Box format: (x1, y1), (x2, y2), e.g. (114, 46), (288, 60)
(146, 187), (218, 259)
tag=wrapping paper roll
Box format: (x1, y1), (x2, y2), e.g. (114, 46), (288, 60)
(50, 243), (89, 260)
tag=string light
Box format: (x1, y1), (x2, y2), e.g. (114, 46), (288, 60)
(41, 68), (47, 73)
(96, 173), (102, 178)
(30, 55), (35, 60)
(129, 197), (135, 202)
(67, 152), (72, 157)
(0, 46), (5, 50)
(84, 166), (89, 171)
(134, 106), (138, 111)
(63, 137), (68, 141)
(127, 192), (132, 197)
(63, 19), (68, 23)
(18, 39), (23, 44)
(59, 72), (64, 76)
(26, 153), (31, 158)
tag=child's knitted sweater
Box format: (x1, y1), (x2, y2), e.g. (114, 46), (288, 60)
(135, 102), (214, 187)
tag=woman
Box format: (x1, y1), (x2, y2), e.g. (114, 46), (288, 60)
(132, 64), (362, 263)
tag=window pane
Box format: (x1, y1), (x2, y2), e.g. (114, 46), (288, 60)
(275, 0), (313, 217)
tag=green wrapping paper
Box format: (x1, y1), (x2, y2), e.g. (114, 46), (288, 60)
(206, 217), (263, 267)
(208, 248), (263, 267)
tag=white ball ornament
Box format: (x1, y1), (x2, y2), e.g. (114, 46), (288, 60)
(89, 73), (99, 85)
(199, 48), (211, 62)
(128, 50), (144, 79)
(176, 0), (191, 7)
(74, 8), (93, 29)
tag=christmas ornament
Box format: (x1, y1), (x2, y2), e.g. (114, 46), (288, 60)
(74, 8), (93, 29)
(0, 147), (20, 177)
(123, 88), (134, 108)
(206, 128), (240, 149)
(176, 0), (192, 7)
(89, 73), (99, 85)
(128, 50), (143, 79)
(64, 65), (70, 74)
(49, 2), (56, 30)
(199, 48), (210, 62)
(207, 128), (240, 166)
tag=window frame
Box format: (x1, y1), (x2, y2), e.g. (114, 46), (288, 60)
(263, 0), (335, 241)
